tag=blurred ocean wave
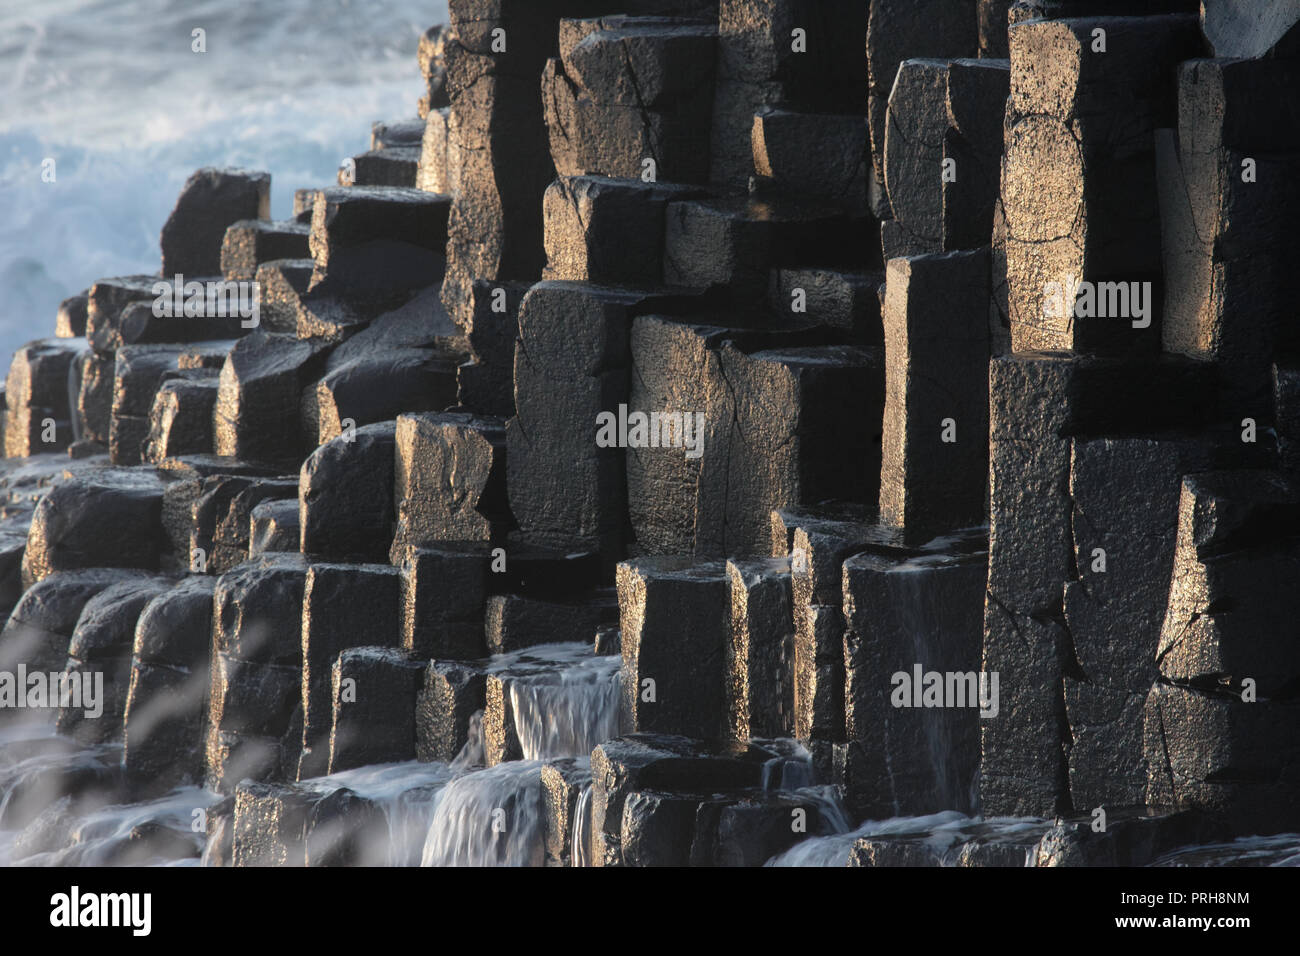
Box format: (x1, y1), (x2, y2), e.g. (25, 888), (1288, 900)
(0, 0), (446, 365)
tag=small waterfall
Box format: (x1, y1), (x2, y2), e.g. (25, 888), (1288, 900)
(754, 737), (853, 848)
(506, 654), (621, 761)
(766, 810), (973, 867)
(384, 784), (444, 866)
(417, 644), (619, 867)
(891, 562), (968, 811)
(0, 729), (216, 868)
(766, 829), (864, 867)
(199, 824), (221, 868)
(66, 357), (83, 445)
(765, 812), (1058, 867)
(0, 722), (121, 844)
(47, 787), (214, 866)
(420, 761), (547, 867)
(758, 738), (816, 791)
(1152, 834), (1300, 867)
(308, 761), (455, 867)
(571, 783), (593, 867)
(451, 711), (486, 771)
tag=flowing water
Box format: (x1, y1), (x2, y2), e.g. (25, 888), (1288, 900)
(571, 780), (594, 867)
(499, 644), (622, 762)
(890, 558), (977, 813)
(420, 643), (621, 866)
(766, 811), (1044, 868)
(420, 760), (547, 867)
(299, 761), (455, 867)
(6, 634), (1300, 867)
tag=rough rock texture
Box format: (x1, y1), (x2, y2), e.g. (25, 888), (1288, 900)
(393, 412), (511, 550)
(842, 541), (986, 819)
(1156, 58), (1300, 417)
(1145, 471), (1300, 834)
(397, 543), (492, 659)
(5, 340), (80, 457)
(981, 351), (1225, 817)
(509, 282), (709, 563)
(725, 558), (793, 740)
(878, 250), (990, 543)
(328, 647), (424, 773)
(417, 659), (487, 762)
(544, 17), (717, 184)
(299, 563), (401, 779)
(206, 555), (309, 792)
(122, 576), (216, 793)
(299, 422), (396, 562)
(1000, 15), (1201, 354)
(22, 469), (166, 587)
(867, 0), (978, 214)
(161, 168), (271, 277)
(616, 557), (730, 740)
(214, 332), (331, 467)
(589, 734), (772, 866)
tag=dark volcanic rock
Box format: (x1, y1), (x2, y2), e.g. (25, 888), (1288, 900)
(221, 219), (311, 282)
(300, 422), (396, 562)
(616, 557), (730, 740)
(214, 331), (331, 467)
(308, 186), (451, 310)
(841, 542), (987, 819)
(725, 557), (793, 741)
(589, 733), (774, 866)
(304, 348), (459, 447)
(397, 543), (492, 659)
(543, 176), (702, 285)
(56, 292), (89, 339)
(109, 345), (186, 465)
(393, 412), (511, 549)
(484, 590), (617, 655)
(1031, 808), (1229, 867)
(542, 757), (592, 867)
(299, 562), (401, 779)
(5, 339), (80, 456)
(328, 647), (424, 773)
(416, 659), (488, 763)
(878, 249), (991, 544)
(232, 780), (387, 867)
(143, 375), (219, 463)
(248, 498), (299, 558)
(161, 168), (271, 277)
(57, 575), (173, 745)
(86, 277), (163, 356)
(22, 469), (166, 587)
(0, 568), (152, 677)
(123, 576), (216, 793)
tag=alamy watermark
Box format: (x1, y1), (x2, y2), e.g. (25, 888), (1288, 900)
(0, 665), (103, 718)
(50, 886), (151, 936)
(595, 404), (705, 459)
(890, 664), (999, 719)
(1042, 274), (1152, 329)
(152, 274), (260, 328)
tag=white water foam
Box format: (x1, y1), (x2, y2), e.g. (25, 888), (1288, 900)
(506, 652), (622, 762)
(301, 760), (456, 866)
(765, 811), (1050, 868)
(421, 760), (547, 867)
(0, 0), (447, 365)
